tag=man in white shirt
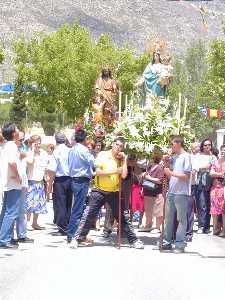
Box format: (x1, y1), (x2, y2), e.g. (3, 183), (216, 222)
(0, 123), (22, 249)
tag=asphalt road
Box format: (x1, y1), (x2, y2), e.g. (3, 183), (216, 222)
(0, 203), (225, 300)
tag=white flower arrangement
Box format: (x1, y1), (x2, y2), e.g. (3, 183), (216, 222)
(105, 97), (194, 156)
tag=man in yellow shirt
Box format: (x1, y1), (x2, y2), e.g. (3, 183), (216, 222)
(69, 137), (144, 249)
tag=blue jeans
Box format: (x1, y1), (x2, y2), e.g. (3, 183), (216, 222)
(16, 190), (27, 239)
(67, 181), (89, 241)
(0, 189), (21, 246)
(164, 193), (188, 249)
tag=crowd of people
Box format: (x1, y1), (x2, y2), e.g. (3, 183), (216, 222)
(0, 122), (224, 253)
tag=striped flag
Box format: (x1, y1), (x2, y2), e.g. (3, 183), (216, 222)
(198, 106), (224, 118)
(207, 108), (223, 118)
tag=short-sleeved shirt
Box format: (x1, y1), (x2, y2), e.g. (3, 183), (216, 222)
(48, 143), (70, 177)
(147, 163), (164, 181)
(95, 150), (120, 192)
(143, 163), (164, 196)
(194, 153), (216, 171)
(26, 149), (48, 182)
(1, 141), (22, 191)
(169, 152), (192, 196)
(68, 143), (94, 179)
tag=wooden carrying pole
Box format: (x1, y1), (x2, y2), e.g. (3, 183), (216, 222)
(117, 176), (122, 249)
(159, 175), (168, 251)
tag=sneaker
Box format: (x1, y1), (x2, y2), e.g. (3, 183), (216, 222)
(51, 231), (67, 236)
(173, 248), (185, 254)
(27, 224), (34, 231)
(219, 232), (225, 238)
(68, 239), (78, 249)
(186, 236), (192, 242)
(0, 243), (19, 249)
(160, 243), (172, 251)
(18, 237), (34, 243)
(203, 228), (211, 234)
(103, 232), (111, 239)
(150, 228), (161, 234)
(10, 239), (19, 245)
(197, 228), (204, 234)
(130, 240), (144, 249)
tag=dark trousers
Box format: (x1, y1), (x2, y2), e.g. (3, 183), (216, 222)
(103, 203), (114, 234)
(52, 176), (72, 233)
(74, 189), (137, 244)
(186, 187), (195, 238)
(195, 187), (211, 230)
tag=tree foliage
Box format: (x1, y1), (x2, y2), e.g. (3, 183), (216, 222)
(10, 76), (27, 129)
(13, 24), (150, 130)
(0, 103), (11, 126)
(168, 40), (217, 140)
(0, 46), (4, 64)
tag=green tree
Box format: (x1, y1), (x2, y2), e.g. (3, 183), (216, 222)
(168, 40), (213, 140)
(0, 46), (4, 64)
(195, 26), (225, 141)
(41, 105), (57, 135)
(10, 76), (27, 129)
(13, 24), (150, 131)
(14, 24), (99, 128)
(0, 103), (11, 125)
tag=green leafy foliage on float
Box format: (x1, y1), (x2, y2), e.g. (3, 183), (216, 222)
(104, 98), (194, 156)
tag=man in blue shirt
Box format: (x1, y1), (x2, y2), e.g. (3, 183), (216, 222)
(67, 129), (94, 243)
(162, 135), (192, 253)
(47, 132), (72, 236)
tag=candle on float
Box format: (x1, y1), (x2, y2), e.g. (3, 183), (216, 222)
(119, 91), (122, 120)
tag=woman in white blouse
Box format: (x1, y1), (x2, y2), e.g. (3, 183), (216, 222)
(25, 135), (48, 230)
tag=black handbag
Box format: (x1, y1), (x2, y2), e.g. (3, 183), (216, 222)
(142, 165), (162, 196)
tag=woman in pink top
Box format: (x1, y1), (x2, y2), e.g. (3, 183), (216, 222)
(210, 144), (225, 236)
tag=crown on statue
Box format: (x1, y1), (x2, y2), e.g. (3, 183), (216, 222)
(146, 33), (167, 56)
(101, 64), (111, 70)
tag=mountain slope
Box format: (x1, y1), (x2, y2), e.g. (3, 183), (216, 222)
(0, 0), (225, 80)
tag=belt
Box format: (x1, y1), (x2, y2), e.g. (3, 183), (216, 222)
(72, 177), (90, 183)
(54, 176), (71, 182)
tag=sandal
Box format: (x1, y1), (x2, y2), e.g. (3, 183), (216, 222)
(32, 224), (45, 230)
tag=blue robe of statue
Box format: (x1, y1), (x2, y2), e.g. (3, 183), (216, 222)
(143, 63), (166, 98)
